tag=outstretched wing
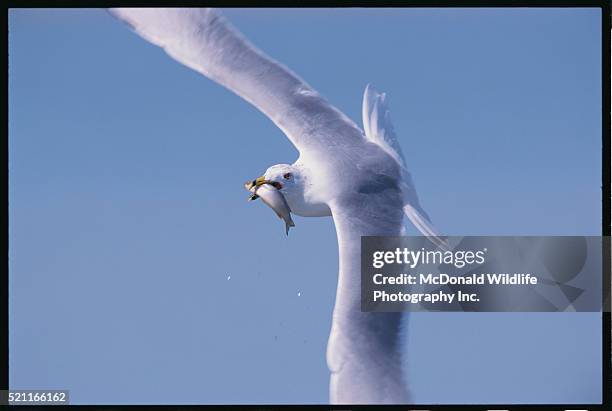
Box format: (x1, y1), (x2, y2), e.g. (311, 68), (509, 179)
(362, 84), (447, 249)
(362, 83), (407, 168)
(326, 176), (409, 404)
(109, 8), (364, 157)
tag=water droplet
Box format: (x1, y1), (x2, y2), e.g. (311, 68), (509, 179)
(297, 292), (301, 297)
(227, 275), (231, 281)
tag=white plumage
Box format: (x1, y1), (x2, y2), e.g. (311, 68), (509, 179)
(110, 8), (444, 404)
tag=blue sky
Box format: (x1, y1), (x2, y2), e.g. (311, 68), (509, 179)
(9, 8), (602, 404)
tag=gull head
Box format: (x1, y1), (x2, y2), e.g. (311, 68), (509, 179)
(246, 163), (332, 218)
(246, 163), (302, 206)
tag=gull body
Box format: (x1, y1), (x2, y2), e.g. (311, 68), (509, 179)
(110, 8), (444, 404)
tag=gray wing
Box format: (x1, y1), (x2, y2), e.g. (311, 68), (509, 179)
(325, 163), (410, 404)
(363, 84), (447, 249)
(362, 83), (407, 168)
(109, 8), (364, 157)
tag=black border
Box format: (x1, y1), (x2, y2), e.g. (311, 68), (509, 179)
(4, 1), (611, 410)
(2, 0), (612, 7)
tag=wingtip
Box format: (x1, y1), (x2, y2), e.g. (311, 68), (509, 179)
(107, 7), (127, 19)
(107, 8), (138, 31)
(364, 83), (376, 98)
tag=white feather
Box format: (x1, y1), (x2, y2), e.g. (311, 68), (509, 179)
(362, 84), (448, 250)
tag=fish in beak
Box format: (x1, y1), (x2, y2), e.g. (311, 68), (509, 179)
(244, 176), (295, 235)
(246, 175), (267, 190)
(245, 175), (267, 201)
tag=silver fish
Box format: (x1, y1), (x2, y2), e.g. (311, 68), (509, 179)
(245, 182), (295, 235)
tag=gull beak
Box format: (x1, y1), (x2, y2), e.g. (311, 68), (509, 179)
(245, 175), (267, 191)
(245, 175), (268, 201)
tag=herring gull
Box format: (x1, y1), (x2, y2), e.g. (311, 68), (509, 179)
(110, 8), (445, 404)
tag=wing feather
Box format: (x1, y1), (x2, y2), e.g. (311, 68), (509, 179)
(109, 8), (364, 156)
(325, 175), (410, 404)
(362, 83), (407, 168)
(362, 84), (447, 249)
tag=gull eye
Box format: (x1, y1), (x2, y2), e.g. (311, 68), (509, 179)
(283, 172), (292, 180)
